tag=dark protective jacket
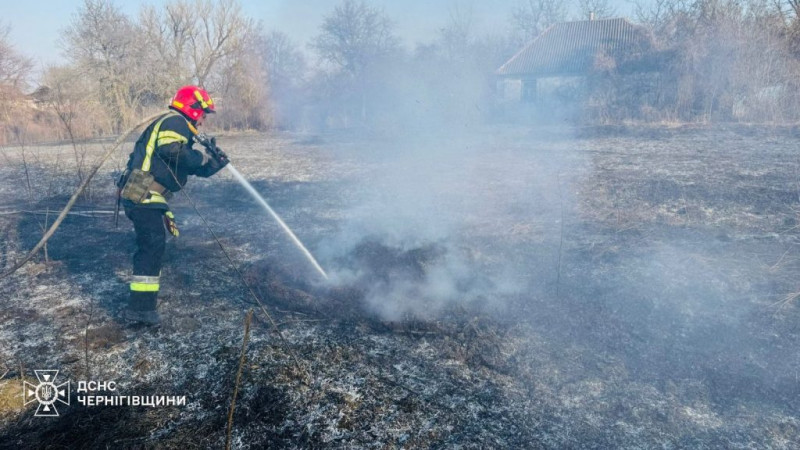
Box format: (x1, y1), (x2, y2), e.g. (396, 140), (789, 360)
(121, 108), (225, 210)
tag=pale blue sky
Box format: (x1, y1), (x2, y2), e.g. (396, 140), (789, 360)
(5, 0), (636, 76)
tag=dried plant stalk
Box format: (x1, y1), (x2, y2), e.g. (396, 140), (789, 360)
(226, 309), (253, 450)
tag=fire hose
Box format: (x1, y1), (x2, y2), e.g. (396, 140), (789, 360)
(0, 116), (316, 379)
(0, 112), (164, 279)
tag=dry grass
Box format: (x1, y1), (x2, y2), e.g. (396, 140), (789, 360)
(1, 126), (799, 447)
(0, 378), (28, 420)
(770, 291), (800, 310)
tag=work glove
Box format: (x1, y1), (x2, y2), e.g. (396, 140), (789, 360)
(213, 146), (230, 167)
(199, 135), (229, 168)
(164, 211), (179, 237)
(208, 136), (229, 165)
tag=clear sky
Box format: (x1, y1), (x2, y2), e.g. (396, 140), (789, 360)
(5, 0), (636, 76)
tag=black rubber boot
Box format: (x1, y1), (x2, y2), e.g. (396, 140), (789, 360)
(123, 309), (161, 326)
(124, 291), (161, 326)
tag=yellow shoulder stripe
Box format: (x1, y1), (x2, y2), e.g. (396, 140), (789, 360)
(156, 130), (189, 147)
(142, 111), (178, 172)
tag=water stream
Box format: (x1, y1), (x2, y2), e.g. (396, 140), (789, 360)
(226, 164), (329, 280)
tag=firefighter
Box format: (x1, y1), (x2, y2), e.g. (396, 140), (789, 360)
(118, 85), (228, 325)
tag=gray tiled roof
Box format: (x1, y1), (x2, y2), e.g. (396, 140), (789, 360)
(497, 18), (654, 77)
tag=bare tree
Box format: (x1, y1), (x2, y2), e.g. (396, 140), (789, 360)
(260, 31), (307, 92)
(63, 0), (257, 132)
(214, 31), (271, 130)
(187, 0), (254, 87)
(632, 0), (691, 35)
(774, 0), (800, 21)
(137, 2), (197, 99)
(0, 23), (33, 144)
(782, 0), (800, 56)
(136, 0), (255, 110)
(625, 0), (800, 122)
(312, 0), (401, 123)
(64, 0), (145, 133)
(312, 0), (400, 77)
(510, 0), (568, 45)
(438, 5), (516, 70)
(440, 3), (477, 63)
(0, 24), (32, 96)
(576, 0), (617, 19)
(41, 66), (91, 185)
(256, 30), (307, 129)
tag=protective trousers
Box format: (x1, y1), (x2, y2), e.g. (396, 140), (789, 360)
(125, 207), (166, 312)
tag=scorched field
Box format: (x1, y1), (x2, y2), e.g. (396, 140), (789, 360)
(0, 124), (799, 448)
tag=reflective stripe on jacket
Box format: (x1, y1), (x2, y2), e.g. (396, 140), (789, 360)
(122, 107), (224, 210)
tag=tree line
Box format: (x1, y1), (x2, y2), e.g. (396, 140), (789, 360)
(622, 0), (800, 122)
(1, 0), (800, 144)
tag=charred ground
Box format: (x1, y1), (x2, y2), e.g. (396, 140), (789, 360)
(0, 125), (799, 448)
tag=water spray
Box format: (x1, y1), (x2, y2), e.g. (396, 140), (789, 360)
(225, 164), (329, 280)
(194, 132), (328, 280)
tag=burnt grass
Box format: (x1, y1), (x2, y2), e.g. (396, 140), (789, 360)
(1, 125), (800, 448)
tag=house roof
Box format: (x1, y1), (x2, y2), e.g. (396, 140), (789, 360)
(496, 18), (654, 78)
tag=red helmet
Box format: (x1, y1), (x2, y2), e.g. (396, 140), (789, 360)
(170, 85), (215, 121)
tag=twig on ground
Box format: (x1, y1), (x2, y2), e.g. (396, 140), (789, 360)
(20, 146), (33, 205)
(226, 309), (253, 450)
(770, 291), (800, 310)
(556, 172), (565, 299)
(397, 329), (439, 336)
(43, 208), (49, 264)
(0, 210), (115, 216)
(276, 318), (324, 327)
(778, 222), (800, 234)
(276, 308), (310, 316)
(614, 224), (641, 233)
(84, 299), (95, 379)
(767, 248), (791, 272)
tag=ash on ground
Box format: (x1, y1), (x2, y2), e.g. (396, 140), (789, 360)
(1, 127), (799, 448)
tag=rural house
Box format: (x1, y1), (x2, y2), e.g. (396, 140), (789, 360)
(496, 17), (658, 113)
